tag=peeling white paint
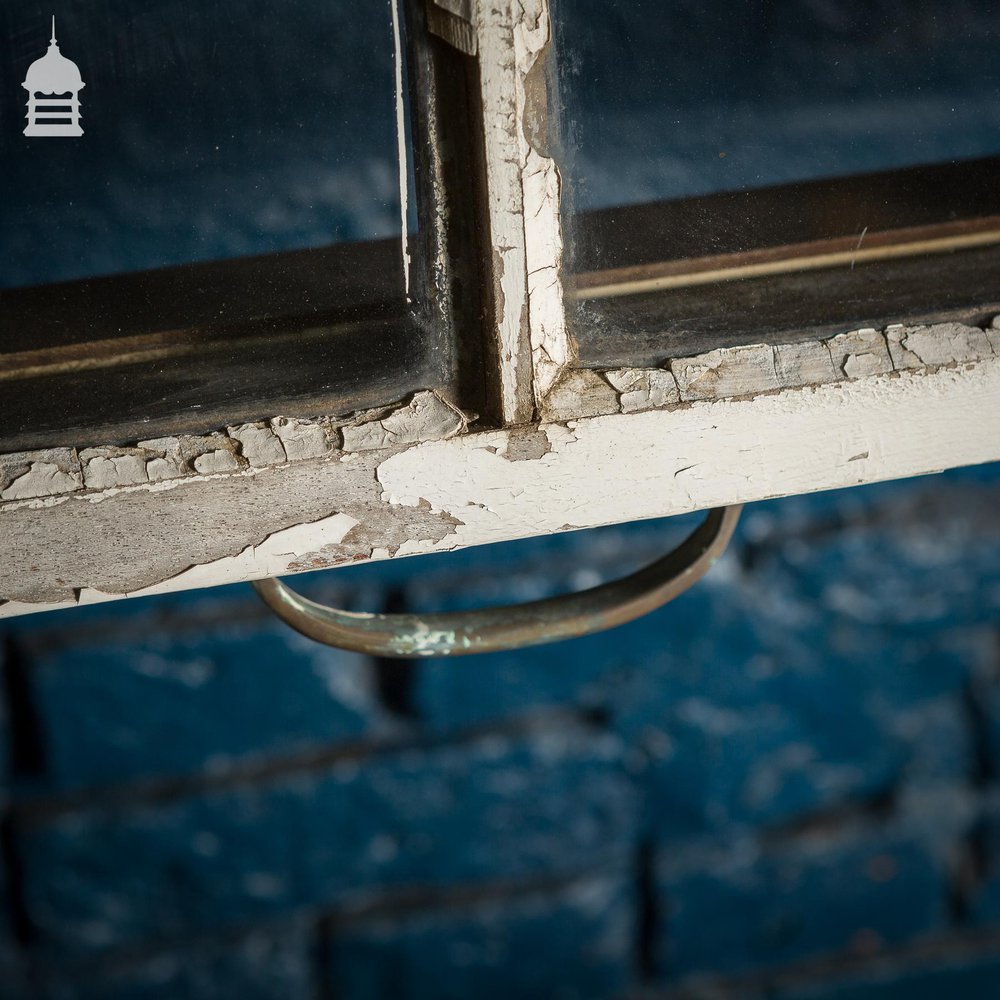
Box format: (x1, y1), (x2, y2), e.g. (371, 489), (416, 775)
(514, 0), (575, 405)
(606, 369), (680, 413)
(826, 328), (894, 378)
(193, 450), (240, 475)
(475, 0), (534, 423)
(229, 423), (286, 467)
(0, 449), (82, 500)
(81, 450), (149, 490)
(340, 391), (467, 452)
(1, 320), (998, 615)
(137, 514), (362, 597)
(886, 322), (994, 370)
(269, 418), (333, 462)
(378, 359), (1000, 562)
(540, 369), (617, 421)
(671, 344), (781, 401)
(773, 341), (839, 387)
(472, 0), (573, 420)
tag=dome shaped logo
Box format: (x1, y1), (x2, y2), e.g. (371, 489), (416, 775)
(22, 16), (85, 137)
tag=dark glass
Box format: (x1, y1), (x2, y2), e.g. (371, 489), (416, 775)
(551, 0), (1000, 365)
(552, 0), (1000, 219)
(0, 3), (453, 455)
(0, 1), (405, 289)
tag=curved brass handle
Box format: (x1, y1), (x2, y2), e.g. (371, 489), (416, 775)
(253, 506), (743, 658)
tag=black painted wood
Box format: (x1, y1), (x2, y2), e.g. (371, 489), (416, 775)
(573, 245), (1000, 369)
(0, 240), (449, 453)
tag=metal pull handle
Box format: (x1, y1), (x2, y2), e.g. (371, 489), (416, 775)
(253, 506), (742, 658)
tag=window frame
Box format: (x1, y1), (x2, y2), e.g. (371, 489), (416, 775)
(1, 0), (999, 620)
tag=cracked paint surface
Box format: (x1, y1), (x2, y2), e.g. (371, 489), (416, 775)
(1, 321), (998, 616)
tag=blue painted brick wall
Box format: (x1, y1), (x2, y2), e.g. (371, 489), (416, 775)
(23, 617), (382, 791)
(324, 873), (634, 1000)
(1, 464), (1000, 997)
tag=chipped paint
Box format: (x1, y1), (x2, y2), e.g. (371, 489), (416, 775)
(1, 320), (998, 615)
(0, 448), (82, 500)
(0, 449), (461, 607)
(474, 0), (535, 424)
(515, 0), (574, 405)
(269, 418), (334, 462)
(773, 341), (840, 387)
(606, 369), (680, 413)
(465, 0), (574, 421)
(137, 514), (363, 596)
(375, 357), (1000, 565)
(80, 448), (149, 490)
(540, 368), (618, 422)
(228, 423), (286, 467)
(825, 328), (894, 379)
(1, 325), (995, 508)
(671, 344), (781, 402)
(886, 322), (995, 370)
(340, 391), (468, 452)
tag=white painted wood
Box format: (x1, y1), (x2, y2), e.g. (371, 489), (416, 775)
(3, 0), (999, 621)
(3, 355), (997, 618)
(473, 1), (535, 423)
(511, 0), (575, 404)
(463, 0), (574, 422)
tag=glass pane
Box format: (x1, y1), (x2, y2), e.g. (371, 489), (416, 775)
(0, 2), (453, 456)
(552, 0), (1000, 217)
(0, 1), (407, 288)
(551, 0), (1000, 364)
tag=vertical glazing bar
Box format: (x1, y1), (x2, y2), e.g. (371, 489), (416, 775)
(427, 0), (574, 424)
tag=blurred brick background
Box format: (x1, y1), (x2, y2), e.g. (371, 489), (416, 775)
(0, 463), (997, 998)
(3, 1), (1000, 995)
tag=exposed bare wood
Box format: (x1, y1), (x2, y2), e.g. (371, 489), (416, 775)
(2, 318), (997, 618)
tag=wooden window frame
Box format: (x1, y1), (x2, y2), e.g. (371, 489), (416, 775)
(2, 0), (999, 619)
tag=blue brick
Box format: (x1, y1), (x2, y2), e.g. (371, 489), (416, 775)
(19, 723), (637, 951)
(414, 471), (995, 843)
(741, 474), (1000, 635)
(25, 617), (383, 790)
(326, 873), (634, 1000)
(37, 924), (310, 1000)
(614, 486), (996, 834)
(412, 512), (740, 733)
(605, 610), (899, 836)
(774, 950), (1000, 1000)
(660, 822), (953, 980)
